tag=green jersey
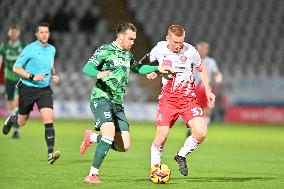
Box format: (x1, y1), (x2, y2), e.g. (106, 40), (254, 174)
(0, 40), (25, 81)
(87, 42), (146, 104)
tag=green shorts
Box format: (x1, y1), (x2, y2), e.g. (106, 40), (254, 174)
(90, 98), (129, 132)
(5, 79), (19, 101)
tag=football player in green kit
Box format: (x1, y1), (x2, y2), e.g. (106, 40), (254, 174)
(0, 25), (25, 138)
(79, 22), (171, 184)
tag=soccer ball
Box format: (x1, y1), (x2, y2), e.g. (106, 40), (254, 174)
(149, 164), (171, 184)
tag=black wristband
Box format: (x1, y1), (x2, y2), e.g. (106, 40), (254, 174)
(29, 74), (35, 81)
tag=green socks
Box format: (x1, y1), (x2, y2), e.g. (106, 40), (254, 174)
(92, 136), (114, 169)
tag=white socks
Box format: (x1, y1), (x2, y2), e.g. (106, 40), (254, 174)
(90, 133), (99, 143)
(151, 143), (163, 167)
(89, 166), (99, 176)
(178, 136), (199, 157)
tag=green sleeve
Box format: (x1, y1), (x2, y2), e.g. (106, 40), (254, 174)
(83, 62), (100, 77)
(137, 65), (159, 74)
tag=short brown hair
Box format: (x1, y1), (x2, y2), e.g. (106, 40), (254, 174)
(168, 25), (185, 37)
(9, 24), (20, 30)
(35, 22), (50, 32)
(116, 22), (137, 37)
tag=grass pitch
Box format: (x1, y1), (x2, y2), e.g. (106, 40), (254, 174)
(0, 119), (283, 189)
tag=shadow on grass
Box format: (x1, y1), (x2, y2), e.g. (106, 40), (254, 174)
(50, 159), (90, 165)
(169, 176), (276, 183)
(111, 176), (276, 184)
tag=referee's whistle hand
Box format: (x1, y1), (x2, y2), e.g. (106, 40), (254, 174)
(33, 74), (45, 81)
(51, 75), (60, 84)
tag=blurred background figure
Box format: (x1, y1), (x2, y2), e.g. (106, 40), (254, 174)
(186, 41), (222, 137)
(195, 41), (222, 125)
(0, 24), (25, 138)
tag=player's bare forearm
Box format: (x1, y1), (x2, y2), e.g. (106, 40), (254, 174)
(52, 67), (56, 75)
(13, 66), (32, 79)
(199, 64), (211, 92)
(51, 66), (60, 84)
(199, 64), (215, 105)
(13, 66), (45, 81)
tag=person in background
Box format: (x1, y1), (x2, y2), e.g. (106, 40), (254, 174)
(0, 24), (25, 138)
(186, 41), (222, 137)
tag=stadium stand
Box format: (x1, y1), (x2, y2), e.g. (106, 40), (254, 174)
(0, 0), (149, 102)
(126, 0), (284, 80)
(1, 0), (283, 104)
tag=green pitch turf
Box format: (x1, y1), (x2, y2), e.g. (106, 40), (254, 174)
(0, 119), (283, 189)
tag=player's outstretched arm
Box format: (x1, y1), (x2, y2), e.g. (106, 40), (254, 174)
(158, 65), (173, 74)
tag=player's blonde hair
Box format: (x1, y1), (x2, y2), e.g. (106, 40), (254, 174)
(168, 25), (185, 37)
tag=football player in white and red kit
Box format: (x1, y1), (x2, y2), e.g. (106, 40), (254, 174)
(146, 25), (215, 176)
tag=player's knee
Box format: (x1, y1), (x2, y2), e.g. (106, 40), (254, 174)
(116, 143), (131, 152)
(194, 130), (207, 143)
(122, 143), (131, 152)
(43, 118), (53, 124)
(18, 119), (26, 127)
(154, 136), (167, 147)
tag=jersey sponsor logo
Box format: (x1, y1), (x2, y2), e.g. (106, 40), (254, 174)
(113, 59), (130, 68)
(104, 112), (111, 119)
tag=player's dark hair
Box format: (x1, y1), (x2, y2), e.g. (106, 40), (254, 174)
(116, 22), (137, 37)
(9, 24), (20, 30)
(35, 22), (50, 32)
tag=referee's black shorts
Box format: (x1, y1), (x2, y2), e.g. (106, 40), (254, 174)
(18, 82), (53, 115)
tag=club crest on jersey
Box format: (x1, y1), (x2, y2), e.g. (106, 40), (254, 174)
(180, 55), (187, 62)
(162, 59), (172, 66)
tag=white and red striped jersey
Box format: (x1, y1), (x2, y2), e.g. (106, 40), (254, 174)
(149, 41), (201, 101)
(193, 56), (219, 84)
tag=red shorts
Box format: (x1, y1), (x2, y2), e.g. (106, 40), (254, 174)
(195, 82), (208, 109)
(155, 96), (203, 127)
